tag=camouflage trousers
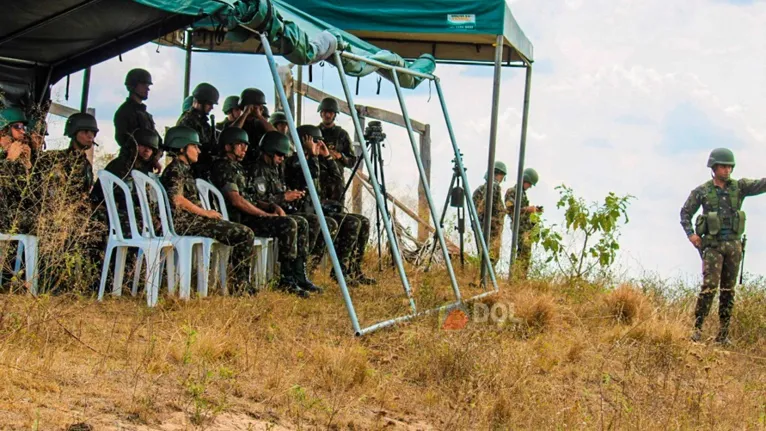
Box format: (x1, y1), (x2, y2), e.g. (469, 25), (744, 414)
(477, 219), (503, 265)
(175, 215), (255, 287)
(242, 214), (309, 261)
(292, 213), (322, 256)
(694, 239), (743, 332)
(513, 230), (532, 279)
(327, 212), (369, 268)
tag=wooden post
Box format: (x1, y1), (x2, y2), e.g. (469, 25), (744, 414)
(351, 114), (365, 214)
(417, 125), (431, 242)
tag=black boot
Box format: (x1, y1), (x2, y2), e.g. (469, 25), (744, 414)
(350, 258), (376, 286)
(293, 257), (322, 294)
(332, 261), (359, 287)
(276, 260), (309, 298)
(715, 320), (732, 346)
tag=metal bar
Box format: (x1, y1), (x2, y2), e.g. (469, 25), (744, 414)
(359, 301), (462, 336)
(259, 33), (362, 336)
(339, 51), (435, 80)
(333, 51), (417, 313)
(510, 64), (533, 273)
(0, 0), (105, 46)
(80, 67), (91, 112)
(296, 65), (303, 126)
(480, 35), (504, 284)
(434, 80), (499, 290)
(391, 71), (462, 302)
(183, 30), (192, 99)
(0, 56), (47, 66)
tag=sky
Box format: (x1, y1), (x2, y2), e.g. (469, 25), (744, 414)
(45, 0), (766, 282)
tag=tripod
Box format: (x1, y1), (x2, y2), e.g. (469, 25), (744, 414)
(425, 156), (476, 270)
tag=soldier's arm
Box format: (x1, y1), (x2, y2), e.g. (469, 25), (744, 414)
(738, 178), (766, 197)
(224, 190), (272, 217)
(679, 189), (701, 237)
(339, 130), (357, 169)
(504, 188), (516, 216)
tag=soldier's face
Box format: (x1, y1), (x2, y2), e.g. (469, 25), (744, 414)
(231, 142), (248, 161)
(134, 82), (150, 100)
(523, 182), (532, 191)
(184, 144), (201, 163)
(10, 122), (26, 141)
(75, 130), (95, 149)
(228, 107), (243, 121)
(276, 123), (289, 135)
(271, 152), (285, 166)
(320, 110), (335, 125)
(137, 144), (154, 161)
(713, 164), (733, 180)
(202, 103), (214, 114)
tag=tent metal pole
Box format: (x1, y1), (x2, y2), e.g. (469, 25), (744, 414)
(339, 51), (434, 80)
(332, 51), (417, 313)
(259, 33), (362, 336)
(433, 79), (499, 291)
(80, 67), (91, 112)
(480, 34), (505, 284)
(183, 30), (192, 99)
(390, 71), (462, 302)
(509, 63), (533, 276)
(296, 65), (303, 126)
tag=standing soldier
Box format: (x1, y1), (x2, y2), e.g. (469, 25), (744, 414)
(505, 168), (542, 279)
(680, 148), (766, 345)
(177, 83), (219, 179)
(317, 97), (356, 203)
(114, 68), (161, 171)
(216, 96), (242, 133)
(160, 126), (256, 292)
(238, 88), (275, 164)
(246, 131), (322, 294)
(472, 161), (507, 266)
(269, 111), (289, 135)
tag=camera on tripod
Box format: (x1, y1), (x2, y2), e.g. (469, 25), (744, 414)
(364, 120), (386, 144)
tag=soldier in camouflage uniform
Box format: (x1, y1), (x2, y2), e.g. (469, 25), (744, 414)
(680, 148), (766, 345)
(113, 68), (162, 171)
(472, 161), (507, 265)
(245, 131), (322, 294)
(317, 97), (357, 203)
(0, 107), (35, 233)
(215, 96), (242, 133)
(238, 88), (275, 164)
(209, 127), (318, 297)
(160, 126), (256, 292)
(505, 168), (542, 279)
(177, 83), (219, 179)
(269, 111), (289, 135)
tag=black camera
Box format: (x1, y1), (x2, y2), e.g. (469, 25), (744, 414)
(364, 120), (386, 143)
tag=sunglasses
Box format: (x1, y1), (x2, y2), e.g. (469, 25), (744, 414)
(10, 123), (26, 131)
(274, 151), (287, 157)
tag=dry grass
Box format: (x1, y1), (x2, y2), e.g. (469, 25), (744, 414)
(1, 264), (766, 430)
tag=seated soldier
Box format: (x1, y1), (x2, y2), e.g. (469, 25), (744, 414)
(177, 83), (219, 179)
(0, 107), (35, 234)
(210, 128), (319, 297)
(160, 125), (256, 293)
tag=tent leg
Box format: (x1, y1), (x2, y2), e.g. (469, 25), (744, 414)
(80, 67), (91, 112)
(296, 66), (303, 126)
(390, 71), (462, 302)
(183, 30), (192, 99)
(480, 34), (505, 284)
(433, 80), (499, 291)
(509, 63), (533, 277)
(259, 34), (362, 336)
(332, 51), (417, 313)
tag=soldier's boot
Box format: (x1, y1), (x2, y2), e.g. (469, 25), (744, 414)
(690, 328), (703, 342)
(293, 257), (323, 294)
(276, 260), (309, 298)
(715, 320), (732, 346)
(332, 262), (359, 287)
(350, 257), (376, 285)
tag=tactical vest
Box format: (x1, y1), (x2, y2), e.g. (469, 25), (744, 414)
(694, 180), (746, 241)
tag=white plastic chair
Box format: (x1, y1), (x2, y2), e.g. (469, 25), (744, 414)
(195, 178), (272, 289)
(97, 170), (175, 307)
(132, 171), (217, 300)
(0, 234), (39, 295)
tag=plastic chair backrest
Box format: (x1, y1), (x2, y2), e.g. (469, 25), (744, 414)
(97, 170), (142, 241)
(131, 170), (174, 238)
(195, 178), (230, 221)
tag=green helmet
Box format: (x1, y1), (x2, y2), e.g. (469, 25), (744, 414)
(297, 124), (323, 141)
(131, 129), (160, 150)
(164, 126), (200, 151)
(269, 111), (288, 126)
(0, 107), (28, 129)
(240, 88), (266, 106)
(317, 97), (339, 113)
(219, 127), (249, 148)
(182, 95), (193, 113)
(125, 68), (152, 88)
(192, 83), (219, 105)
(64, 112), (98, 138)
(259, 131), (291, 155)
(522, 168), (539, 186)
(222, 96), (240, 114)
(494, 161), (508, 175)
(707, 148), (735, 168)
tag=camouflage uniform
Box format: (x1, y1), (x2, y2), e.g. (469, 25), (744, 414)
(113, 98), (156, 160)
(318, 124), (357, 202)
(680, 177), (766, 338)
(242, 118), (267, 165)
(472, 180), (504, 264)
(176, 109), (216, 179)
(0, 153), (35, 234)
(161, 157), (255, 287)
(505, 186), (534, 277)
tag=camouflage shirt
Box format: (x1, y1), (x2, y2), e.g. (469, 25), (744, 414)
(35, 145), (94, 202)
(246, 156), (289, 210)
(210, 156), (251, 223)
(319, 124), (356, 202)
(177, 109), (216, 157)
(160, 158), (204, 223)
(113, 98), (156, 148)
(680, 177), (766, 237)
(472, 180), (504, 229)
(505, 185), (534, 233)
(284, 153), (336, 213)
(242, 117), (267, 165)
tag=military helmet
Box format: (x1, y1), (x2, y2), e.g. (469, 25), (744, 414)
(132, 129), (160, 150)
(317, 97), (340, 113)
(522, 168), (539, 186)
(269, 111), (288, 126)
(259, 131), (291, 155)
(182, 95), (193, 113)
(192, 83), (220, 105)
(124, 68), (153, 87)
(219, 127), (249, 148)
(297, 124), (324, 141)
(706, 148), (735, 168)
(494, 161), (508, 176)
(164, 125), (200, 151)
(0, 107), (28, 129)
(64, 112), (98, 138)
(240, 88), (267, 106)
(222, 96), (240, 114)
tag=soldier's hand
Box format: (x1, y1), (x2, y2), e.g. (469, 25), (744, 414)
(689, 234), (702, 248)
(206, 209), (223, 220)
(275, 206), (286, 217)
(525, 206), (538, 214)
(329, 149), (342, 160)
(284, 190), (304, 202)
(6, 141), (27, 162)
(316, 141), (330, 157)
(0, 135), (12, 149)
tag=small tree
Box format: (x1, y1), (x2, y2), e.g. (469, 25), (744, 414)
(531, 185), (634, 280)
